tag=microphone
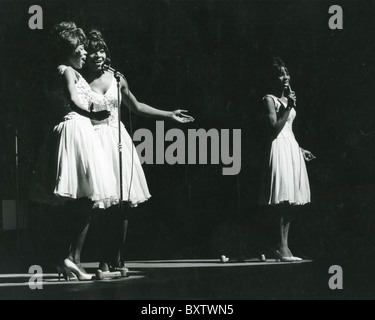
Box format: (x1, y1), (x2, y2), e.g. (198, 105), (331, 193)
(102, 61), (125, 78)
(285, 84), (296, 109)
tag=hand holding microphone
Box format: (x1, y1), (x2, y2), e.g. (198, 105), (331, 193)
(285, 85), (297, 109)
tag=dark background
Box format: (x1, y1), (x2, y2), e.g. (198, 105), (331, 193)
(1, 0), (375, 298)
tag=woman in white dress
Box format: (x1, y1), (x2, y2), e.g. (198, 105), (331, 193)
(83, 30), (194, 274)
(259, 57), (315, 261)
(31, 22), (118, 280)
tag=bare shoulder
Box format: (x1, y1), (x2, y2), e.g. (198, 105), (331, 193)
(120, 75), (129, 91)
(263, 95), (274, 103)
(263, 95), (276, 110)
(57, 65), (71, 74)
(57, 65), (79, 81)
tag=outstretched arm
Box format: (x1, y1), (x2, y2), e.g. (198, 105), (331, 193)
(120, 78), (194, 123)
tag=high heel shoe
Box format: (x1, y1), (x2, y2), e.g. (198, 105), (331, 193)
(274, 250), (303, 262)
(63, 258), (93, 281)
(290, 256), (302, 261)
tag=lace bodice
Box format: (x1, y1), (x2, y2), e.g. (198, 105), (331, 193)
(74, 75), (92, 112)
(49, 66), (92, 121)
(264, 94), (296, 139)
(90, 76), (121, 127)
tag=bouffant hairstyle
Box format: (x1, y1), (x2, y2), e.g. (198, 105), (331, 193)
(85, 29), (111, 62)
(50, 21), (86, 63)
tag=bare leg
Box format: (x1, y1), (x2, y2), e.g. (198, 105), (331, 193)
(112, 217), (128, 267)
(68, 216), (91, 265)
(67, 199), (92, 272)
(99, 205), (129, 270)
(276, 207), (302, 261)
(278, 214), (291, 257)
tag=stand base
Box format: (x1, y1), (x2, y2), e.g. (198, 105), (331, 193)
(95, 269), (128, 280)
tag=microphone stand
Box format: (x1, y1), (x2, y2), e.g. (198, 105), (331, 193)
(103, 63), (133, 212)
(114, 71), (124, 212)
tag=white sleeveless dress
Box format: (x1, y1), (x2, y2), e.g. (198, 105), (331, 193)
(259, 94), (310, 205)
(31, 66), (119, 209)
(90, 75), (151, 207)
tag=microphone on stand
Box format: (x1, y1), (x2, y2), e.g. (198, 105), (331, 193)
(100, 59), (134, 207)
(101, 60), (125, 79)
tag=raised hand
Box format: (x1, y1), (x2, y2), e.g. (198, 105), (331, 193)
(285, 86), (297, 109)
(170, 109), (195, 123)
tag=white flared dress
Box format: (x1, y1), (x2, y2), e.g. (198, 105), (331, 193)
(90, 76), (151, 207)
(259, 94), (310, 206)
(30, 66), (119, 209)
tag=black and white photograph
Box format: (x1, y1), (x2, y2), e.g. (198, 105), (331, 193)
(0, 0), (374, 301)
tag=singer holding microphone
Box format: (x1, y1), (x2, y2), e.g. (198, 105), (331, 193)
(83, 30), (194, 274)
(258, 57), (315, 262)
